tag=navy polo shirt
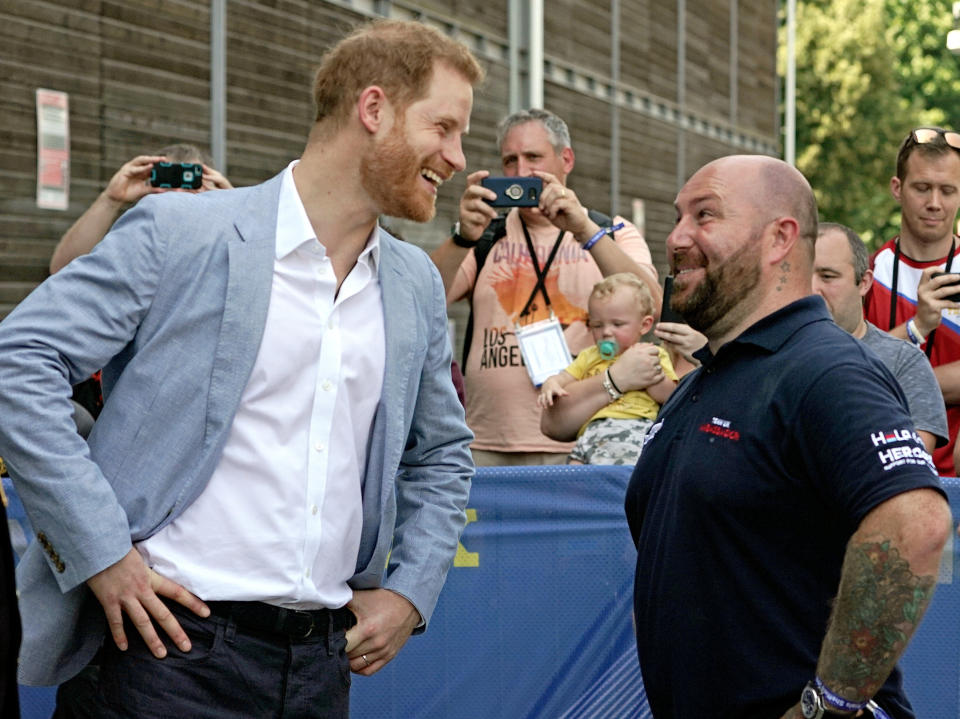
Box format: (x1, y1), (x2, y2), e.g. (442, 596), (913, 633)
(626, 296), (943, 719)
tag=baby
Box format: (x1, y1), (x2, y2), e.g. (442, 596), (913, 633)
(538, 273), (677, 465)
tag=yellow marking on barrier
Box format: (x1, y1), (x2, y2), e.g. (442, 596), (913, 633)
(454, 508), (479, 567)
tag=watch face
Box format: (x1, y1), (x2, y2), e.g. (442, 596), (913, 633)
(801, 685), (821, 719)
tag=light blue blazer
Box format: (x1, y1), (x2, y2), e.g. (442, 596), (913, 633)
(0, 172), (474, 685)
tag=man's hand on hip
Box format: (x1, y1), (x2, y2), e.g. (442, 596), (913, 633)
(86, 547), (209, 658)
(344, 588), (421, 676)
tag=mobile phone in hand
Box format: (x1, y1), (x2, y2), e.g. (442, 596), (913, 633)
(481, 177), (542, 207)
(149, 162), (203, 190)
(933, 271), (960, 302)
(660, 276), (686, 324)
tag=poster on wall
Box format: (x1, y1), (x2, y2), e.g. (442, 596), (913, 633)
(36, 88), (70, 210)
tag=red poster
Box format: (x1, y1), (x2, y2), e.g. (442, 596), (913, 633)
(36, 88), (70, 210)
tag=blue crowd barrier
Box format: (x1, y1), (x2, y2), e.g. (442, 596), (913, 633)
(6, 469), (960, 718)
(352, 466), (648, 719)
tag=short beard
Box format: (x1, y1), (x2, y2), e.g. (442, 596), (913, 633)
(359, 119), (436, 223)
(672, 236), (762, 336)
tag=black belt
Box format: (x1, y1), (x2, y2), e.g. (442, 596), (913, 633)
(205, 600), (355, 641)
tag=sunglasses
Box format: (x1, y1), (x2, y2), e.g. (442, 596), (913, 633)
(911, 127), (960, 150)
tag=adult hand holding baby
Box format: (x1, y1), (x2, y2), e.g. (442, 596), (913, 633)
(608, 343), (663, 392)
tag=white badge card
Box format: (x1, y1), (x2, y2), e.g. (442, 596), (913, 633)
(515, 316), (572, 387)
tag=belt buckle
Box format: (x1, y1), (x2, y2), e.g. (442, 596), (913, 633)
(288, 609), (315, 639)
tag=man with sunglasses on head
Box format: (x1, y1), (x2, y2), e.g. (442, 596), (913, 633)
(864, 127), (960, 476)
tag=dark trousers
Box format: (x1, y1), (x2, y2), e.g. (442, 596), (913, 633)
(0, 500), (22, 719)
(54, 599), (354, 719)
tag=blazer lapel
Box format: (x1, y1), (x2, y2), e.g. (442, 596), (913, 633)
(377, 237), (415, 478)
(203, 175), (283, 450)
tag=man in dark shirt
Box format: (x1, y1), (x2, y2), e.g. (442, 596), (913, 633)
(626, 154), (951, 719)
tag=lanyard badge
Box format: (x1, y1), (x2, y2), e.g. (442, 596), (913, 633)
(513, 219), (572, 386)
(515, 313), (572, 387)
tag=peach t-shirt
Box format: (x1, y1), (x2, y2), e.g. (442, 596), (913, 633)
(448, 209), (657, 453)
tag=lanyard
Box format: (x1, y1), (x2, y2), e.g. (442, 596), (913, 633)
(518, 217), (565, 320)
(888, 236), (956, 358)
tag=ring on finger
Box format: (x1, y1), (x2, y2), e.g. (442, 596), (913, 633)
(362, 654), (371, 667)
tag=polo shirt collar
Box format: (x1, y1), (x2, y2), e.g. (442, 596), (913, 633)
(693, 295), (831, 364)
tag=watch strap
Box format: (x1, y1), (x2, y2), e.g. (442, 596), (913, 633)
(601, 369), (623, 401)
(451, 221), (478, 248)
(802, 680), (863, 718)
(821, 709), (853, 718)
(815, 677), (867, 714)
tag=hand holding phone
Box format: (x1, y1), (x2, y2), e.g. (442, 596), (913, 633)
(659, 276), (686, 324)
(149, 162), (203, 190)
(480, 177), (542, 207)
(932, 271), (960, 303)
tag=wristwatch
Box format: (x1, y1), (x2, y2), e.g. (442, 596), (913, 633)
(800, 682), (856, 718)
(451, 221), (478, 248)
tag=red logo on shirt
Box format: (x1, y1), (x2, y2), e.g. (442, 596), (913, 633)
(699, 417), (740, 441)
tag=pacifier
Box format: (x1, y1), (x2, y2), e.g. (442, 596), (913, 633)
(598, 339), (619, 360)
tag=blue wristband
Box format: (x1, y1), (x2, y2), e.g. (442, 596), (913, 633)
(814, 677), (868, 713)
(905, 318), (925, 346)
(582, 222), (625, 251)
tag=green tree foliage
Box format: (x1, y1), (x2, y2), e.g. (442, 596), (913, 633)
(785, 0), (960, 247)
(885, 0), (960, 128)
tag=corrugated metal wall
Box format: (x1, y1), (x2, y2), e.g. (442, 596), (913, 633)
(0, 0), (778, 321)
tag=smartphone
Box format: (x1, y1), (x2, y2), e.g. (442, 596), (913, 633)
(481, 176), (542, 207)
(660, 276), (686, 324)
(933, 271), (960, 302)
(149, 162), (203, 190)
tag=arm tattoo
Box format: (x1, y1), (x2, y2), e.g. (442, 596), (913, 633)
(818, 538), (936, 700)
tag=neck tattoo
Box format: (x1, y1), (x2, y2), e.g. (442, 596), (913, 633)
(776, 259), (791, 291)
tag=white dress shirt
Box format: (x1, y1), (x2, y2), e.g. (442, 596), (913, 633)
(139, 162), (385, 609)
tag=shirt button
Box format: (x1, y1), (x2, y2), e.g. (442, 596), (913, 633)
(691, 395), (699, 402)
(304, 568), (311, 578)
(314, 442), (325, 452)
(322, 380), (332, 391)
(311, 505), (319, 515)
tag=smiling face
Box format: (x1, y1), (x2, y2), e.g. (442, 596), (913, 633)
(666, 161), (765, 337)
(587, 285), (654, 353)
(892, 149), (960, 256)
(360, 62), (473, 222)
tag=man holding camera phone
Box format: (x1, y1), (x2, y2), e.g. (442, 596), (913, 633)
(431, 108), (659, 465)
(864, 127), (960, 476)
(49, 144), (232, 274)
(48, 145), (232, 426)
(0, 19), (478, 717)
